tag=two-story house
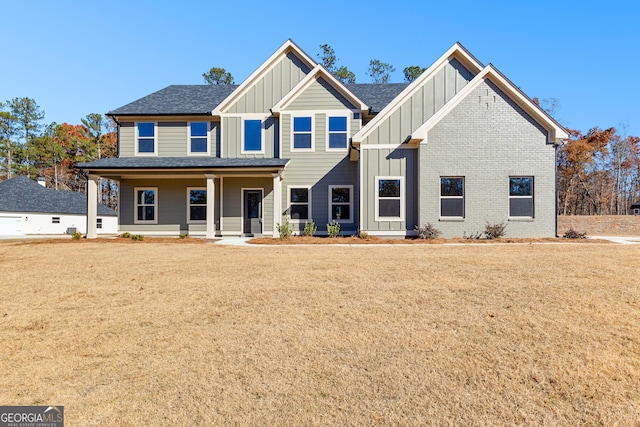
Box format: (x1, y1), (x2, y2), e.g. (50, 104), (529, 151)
(79, 40), (568, 239)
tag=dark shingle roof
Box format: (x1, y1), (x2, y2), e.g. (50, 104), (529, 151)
(78, 157), (290, 170)
(346, 83), (409, 113)
(0, 176), (117, 216)
(108, 83), (409, 116)
(108, 85), (239, 115)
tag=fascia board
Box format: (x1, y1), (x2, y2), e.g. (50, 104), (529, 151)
(413, 65), (569, 144)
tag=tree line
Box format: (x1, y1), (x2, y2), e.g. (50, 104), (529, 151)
(0, 97), (118, 208)
(203, 44), (427, 86)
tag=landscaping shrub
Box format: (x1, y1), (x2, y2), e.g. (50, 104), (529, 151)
(563, 228), (587, 239)
(415, 223), (442, 239)
(277, 217), (293, 239)
(463, 231), (483, 240)
(327, 221), (341, 238)
(303, 220), (317, 237)
(358, 230), (369, 240)
(120, 232), (131, 238)
(130, 234), (144, 241)
(484, 221), (507, 240)
(71, 231), (83, 240)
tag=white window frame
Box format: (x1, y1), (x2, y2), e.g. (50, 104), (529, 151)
(325, 114), (350, 152)
(134, 187), (158, 224)
(240, 116), (265, 154)
(135, 122), (158, 156)
(188, 121), (210, 156)
(287, 185), (312, 223)
(440, 177), (465, 219)
(187, 187), (207, 224)
(52, 217), (60, 224)
(374, 176), (405, 222)
(328, 185), (353, 224)
(508, 176), (534, 219)
(291, 115), (314, 152)
(97, 218), (103, 229)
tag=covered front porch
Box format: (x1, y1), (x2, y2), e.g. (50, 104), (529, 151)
(78, 157), (288, 239)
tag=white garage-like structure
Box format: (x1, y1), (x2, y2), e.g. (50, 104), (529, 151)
(0, 176), (117, 235)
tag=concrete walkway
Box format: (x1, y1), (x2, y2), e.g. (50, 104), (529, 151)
(590, 236), (640, 245)
(213, 237), (253, 246)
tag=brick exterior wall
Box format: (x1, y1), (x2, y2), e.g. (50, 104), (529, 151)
(419, 79), (557, 238)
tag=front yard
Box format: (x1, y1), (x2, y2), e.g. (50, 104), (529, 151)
(0, 241), (638, 425)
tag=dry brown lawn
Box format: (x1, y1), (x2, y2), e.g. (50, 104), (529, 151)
(1, 240), (639, 426)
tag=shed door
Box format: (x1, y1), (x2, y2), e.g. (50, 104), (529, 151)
(0, 216), (22, 235)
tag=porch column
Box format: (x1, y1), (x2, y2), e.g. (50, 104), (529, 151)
(272, 172), (282, 235)
(206, 174), (216, 239)
(86, 174), (99, 239)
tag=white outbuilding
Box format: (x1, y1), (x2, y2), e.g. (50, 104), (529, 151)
(0, 175), (117, 235)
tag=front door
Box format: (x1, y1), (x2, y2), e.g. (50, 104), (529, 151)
(243, 190), (262, 235)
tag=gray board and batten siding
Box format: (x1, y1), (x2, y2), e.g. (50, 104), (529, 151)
(360, 58), (475, 233)
(419, 79), (555, 238)
(361, 58), (474, 146)
(225, 52), (312, 114)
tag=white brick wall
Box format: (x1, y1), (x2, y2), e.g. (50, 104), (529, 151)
(419, 79), (556, 238)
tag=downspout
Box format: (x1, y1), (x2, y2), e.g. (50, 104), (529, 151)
(107, 114), (121, 157)
(554, 140), (563, 238)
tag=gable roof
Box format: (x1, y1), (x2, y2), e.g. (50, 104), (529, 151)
(107, 85), (238, 116)
(410, 64), (569, 144)
(352, 42), (484, 145)
(212, 39), (317, 116)
(0, 176), (117, 216)
(271, 65), (368, 115)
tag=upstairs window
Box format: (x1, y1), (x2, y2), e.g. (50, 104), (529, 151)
(188, 188), (207, 223)
(289, 187), (310, 221)
(137, 122), (156, 154)
(243, 119), (263, 153)
(375, 177), (404, 221)
(440, 177), (464, 218)
(292, 116), (313, 150)
(328, 116), (348, 150)
(189, 122), (208, 154)
(509, 177), (534, 217)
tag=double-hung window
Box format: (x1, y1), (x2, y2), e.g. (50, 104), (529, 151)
(137, 122), (156, 154)
(440, 177), (464, 218)
(188, 188), (207, 223)
(97, 218), (103, 229)
(375, 177), (404, 221)
(509, 177), (534, 217)
(189, 122), (208, 154)
(327, 116), (348, 150)
(292, 116), (313, 150)
(135, 188), (157, 224)
(289, 187), (310, 221)
(329, 185), (352, 223)
(243, 119), (263, 153)
(52, 217), (60, 224)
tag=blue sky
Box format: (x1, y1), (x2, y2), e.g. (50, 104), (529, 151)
(1, 0), (638, 136)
